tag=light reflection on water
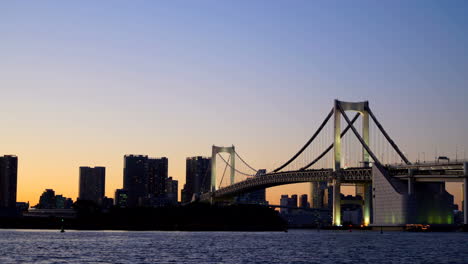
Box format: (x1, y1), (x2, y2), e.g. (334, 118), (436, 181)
(0, 229), (467, 263)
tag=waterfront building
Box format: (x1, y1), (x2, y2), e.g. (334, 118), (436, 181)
(123, 155), (169, 207)
(101, 196), (114, 209)
(299, 194), (309, 208)
(235, 170), (268, 205)
(181, 156), (211, 203)
(115, 189), (128, 208)
(236, 189), (268, 205)
(0, 155), (18, 209)
(311, 181), (330, 209)
(291, 194), (298, 208)
(79, 166), (105, 204)
(123, 155), (148, 207)
(38, 189), (56, 209)
(280, 194), (302, 214)
(341, 194), (363, 226)
(165, 177), (178, 204)
(147, 157), (168, 198)
(279, 195), (290, 214)
(37, 189), (73, 209)
(55, 195), (66, 209)
(15, 202), (29, 213)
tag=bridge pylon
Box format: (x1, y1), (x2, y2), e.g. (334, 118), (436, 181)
(211, 145), (235, 192)
(332, 100), (370, 226)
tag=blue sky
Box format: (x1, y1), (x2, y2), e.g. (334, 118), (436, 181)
(1, 1), (467, 204)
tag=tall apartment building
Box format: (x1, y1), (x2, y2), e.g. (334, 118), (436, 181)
(0, 155), (18, 209)
(79, 166), (105, 204)
(165, 177), (178, 204)
(181, 156), (211, 203)
(123, 155), (169, 207)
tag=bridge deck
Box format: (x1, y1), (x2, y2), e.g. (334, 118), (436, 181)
(200, 162), (465, 201)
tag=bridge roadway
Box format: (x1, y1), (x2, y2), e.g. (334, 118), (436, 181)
(200, 162), (465, 201)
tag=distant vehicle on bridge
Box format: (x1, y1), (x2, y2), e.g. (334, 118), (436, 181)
(438, 156), (450, 163)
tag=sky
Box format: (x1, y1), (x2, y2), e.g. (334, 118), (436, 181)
(1, 1), (467, 206)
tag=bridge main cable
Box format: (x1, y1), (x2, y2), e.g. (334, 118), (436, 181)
(217, 153), (255, 177)
(300, 112), (360, 170)
(366, 106), (411, 165)
(218, 155), (231, 189)
(338, 103), (382, 167)
(273, 108), (334, 172)
(234, 150), (257, 172)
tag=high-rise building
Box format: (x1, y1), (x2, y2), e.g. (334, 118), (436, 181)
(181, 156), (211, 203)
(291, 194), (298, 208)
(123, 155), (169, 207)
(115, 189), (128, 208)
(280, 195), (290, 214)
(280, 194), (302, 214)
(147, 157), (168, 198)
(0, 155), (18, 209)
(311, 181), (330, 209)
(165, 177), (178, 204)
(79, 166), (105, 204)
(123, 155), (148, 207)
(299, 194), (309, 208)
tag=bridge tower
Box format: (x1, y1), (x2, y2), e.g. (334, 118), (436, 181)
(211, 145), (235, 192)
(333, 100), (371, 226)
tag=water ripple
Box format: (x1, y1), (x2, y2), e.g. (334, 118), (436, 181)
(0, 230), (466, 263)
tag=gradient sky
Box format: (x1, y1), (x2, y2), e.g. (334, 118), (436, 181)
(1, 1), (467, 206)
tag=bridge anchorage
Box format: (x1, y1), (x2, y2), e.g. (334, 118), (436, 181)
(201, 100), (468, 228)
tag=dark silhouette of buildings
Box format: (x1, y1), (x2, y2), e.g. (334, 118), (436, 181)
(123, 155), (169, 207)
(236, 189), (267, 205)
(16, 202), (29, 213)
(280, 194), (299, 214)
(165, 177), (178, 204)
(79, 166), (105, 205)
(341, 194), (364, 226)
(235, 169), (268, 205)
(0, 155), (18, 209)
(279, 193), (331, 227)
(299, 194), (310, 208)
(291, 194), (298, 208)
(311, 181), (332, 209)
(181, 156), (211, 203)
(147, 157), (168, 198)
(37, 189), (73, 209)
(123, 155), (147, 207)
(55, 195), (73, 209)
(114, 189), (128, 208)
(101, 196), (114, 209)
(39, 189), (55, 209)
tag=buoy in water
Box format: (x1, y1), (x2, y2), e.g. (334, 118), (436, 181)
(60, 218), (65, 233)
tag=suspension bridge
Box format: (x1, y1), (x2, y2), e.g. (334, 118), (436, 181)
(199, 100), (468, 227)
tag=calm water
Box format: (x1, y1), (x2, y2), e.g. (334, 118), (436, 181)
(0, 229), (467, 264)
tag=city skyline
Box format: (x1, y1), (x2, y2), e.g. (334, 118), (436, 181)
(1, 1), (467, 206)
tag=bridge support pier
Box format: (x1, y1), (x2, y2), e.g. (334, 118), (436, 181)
(408, 169), (415, 195)
(332, 176), (341, 226)
(464, 163), (468, 225)
(362, 183), (372, 226)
